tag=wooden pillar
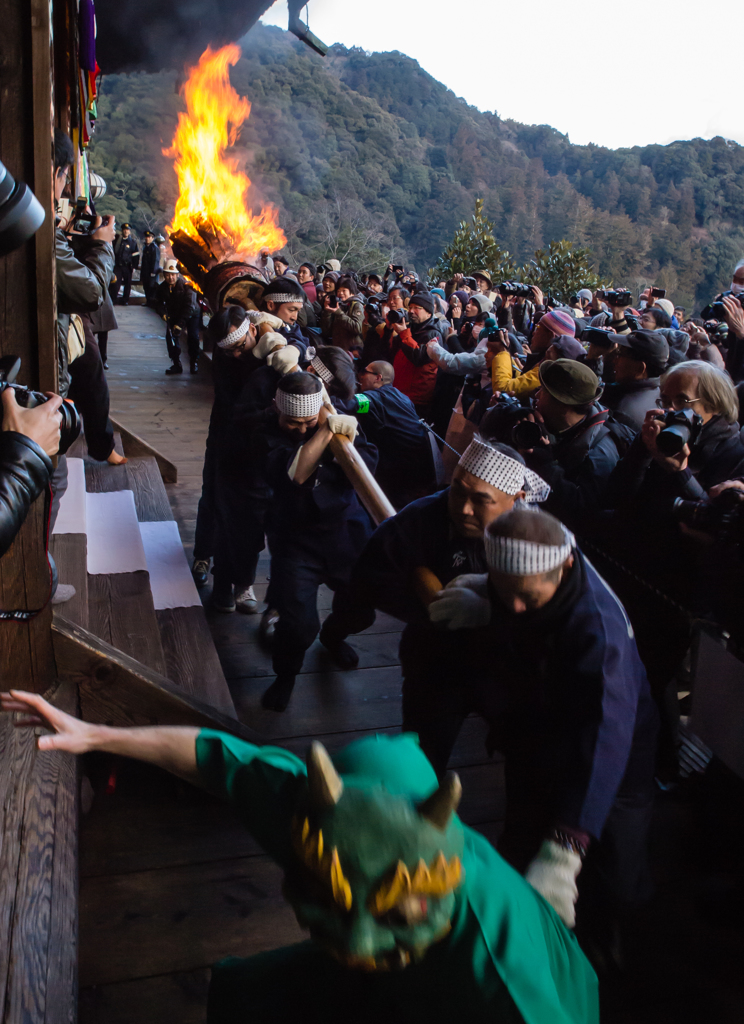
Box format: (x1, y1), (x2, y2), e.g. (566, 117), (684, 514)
(0, 0), (58, 691)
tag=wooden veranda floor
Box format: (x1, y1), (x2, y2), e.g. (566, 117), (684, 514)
(77, 305), (744, 1024)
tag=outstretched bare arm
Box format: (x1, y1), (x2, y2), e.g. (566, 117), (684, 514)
(1, 690), (201, 785)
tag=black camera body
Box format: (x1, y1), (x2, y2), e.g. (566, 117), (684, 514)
(602, 289), (633, 308)
(499, 281), (534, 299)
(704, 319), (729, 342)
(673, 487), (744, 544)
(0, 159), (45, 257)
(387, 309), (406, 326)
(495, 393), (548, 449)
(708, 290), (744, 320)
(656, 407), (703, 456)
(583, 326), (619, 350)
(0, 356), (81, 455)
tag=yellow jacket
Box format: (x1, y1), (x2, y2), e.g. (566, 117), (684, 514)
(491, 350), (541, 396)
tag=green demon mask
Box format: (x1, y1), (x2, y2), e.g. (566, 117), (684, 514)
(283, 736), (465, 971)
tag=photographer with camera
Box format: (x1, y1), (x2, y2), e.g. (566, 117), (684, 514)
(384, 292), (440, 418)
(0, 381), (63, 559)
(588, 288), (635, 335)
(601, 330), (669, 431)
(320, 275), (364, 355)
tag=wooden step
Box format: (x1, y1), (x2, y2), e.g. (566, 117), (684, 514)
(0, 680), (78, 1023)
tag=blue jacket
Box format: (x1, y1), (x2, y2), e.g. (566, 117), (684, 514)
(482, 548), (657, 840)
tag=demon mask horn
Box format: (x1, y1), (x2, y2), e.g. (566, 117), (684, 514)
(418, 772), (462, 831)
(307, 741), (344, 808)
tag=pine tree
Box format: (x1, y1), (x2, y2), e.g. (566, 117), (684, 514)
(520, 239), (601, 303)
(428, 199), (516, 283)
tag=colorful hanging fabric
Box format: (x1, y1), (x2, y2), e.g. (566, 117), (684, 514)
(78, 0), (96, 72)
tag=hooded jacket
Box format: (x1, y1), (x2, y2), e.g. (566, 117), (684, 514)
(320, 297), (364, 353)
(601, 378), (661, 432)
(390, 316), (440, 407)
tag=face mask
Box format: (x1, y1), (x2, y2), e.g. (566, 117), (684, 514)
(730, 282), (744, 296)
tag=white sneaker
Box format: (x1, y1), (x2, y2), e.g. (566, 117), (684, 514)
(52, 583), (76, 605)
(235, 585), (259, 614)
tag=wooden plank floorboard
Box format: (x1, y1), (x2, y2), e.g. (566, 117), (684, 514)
(79, 970), (210, 1024)
(79, 856), (304, 987)
(50, 532), (88, 630)
(87, 572), (167, 675)
(157, 608), (234, 717)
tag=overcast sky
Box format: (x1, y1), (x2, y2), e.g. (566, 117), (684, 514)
(260, 0), (739, 151)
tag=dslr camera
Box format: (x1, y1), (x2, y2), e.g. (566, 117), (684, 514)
(708, 290), (744, 320)
(386, 308), (407, 326)
(655, 407), (703, 457)
(499, 281), (534, 300)
(601, 288), (633, 308)
(0, 356), (81, 455)
(583, 326), (619, 350)
(673, 486), (744, 544)
(492, 394), (549, 450)
(704, 319), (728, 343)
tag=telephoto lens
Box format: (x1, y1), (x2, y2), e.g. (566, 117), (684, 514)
(1, 384), (82, 455)
(0, 160), (45, 257)
(656, 409), (702, 457)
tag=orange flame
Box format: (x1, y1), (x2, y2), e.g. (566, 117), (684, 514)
(164, 44), (286, 258)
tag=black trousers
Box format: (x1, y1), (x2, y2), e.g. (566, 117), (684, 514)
(193, 437), (217, 562)
(68, 336), (115, 461)
(268, 521), (375, 678)
(109, 264), (132, 304)
(166, 316), (201, 364)
(96, 331), (109, 364)
(141, 272), (157, 303)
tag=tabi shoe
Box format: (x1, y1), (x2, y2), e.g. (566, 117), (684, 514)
(261, 675), (296, 712)
(319, 623), (360, 670)
(165, 361), (183, 375)
(190, 360), (199, 374)
(103, 362), (109, 369)
(235, 585), (259, 614)
(192, 558), (210, 588)
(259, 608), (280, 645)
(51, 583), (76, 605)
(212, 581), (236, 613)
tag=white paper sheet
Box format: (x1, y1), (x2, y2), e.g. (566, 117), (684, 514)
(52, 458), (87, 535)
(86, 490), (148, 574)
(138, 520), (201, 610)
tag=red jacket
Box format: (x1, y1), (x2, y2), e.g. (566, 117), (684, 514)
(390, 322), (438, 407)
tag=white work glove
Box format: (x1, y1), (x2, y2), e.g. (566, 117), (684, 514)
(247, 310), (284, 331)
(254, 331), (286, 359)
(426, 339), (443, 358)
(525, 840), (582, 928)
(267, 347), (299, 375)
(326, 414), (357, 442)
(428, 574), (491, 631)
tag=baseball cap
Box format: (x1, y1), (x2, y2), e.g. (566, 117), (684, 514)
(616, 330), (669, 377)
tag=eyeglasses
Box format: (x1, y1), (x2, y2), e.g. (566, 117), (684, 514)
(655, 395), (700, 410)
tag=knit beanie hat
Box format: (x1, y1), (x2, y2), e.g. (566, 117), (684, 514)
(655, 298), (675, 319)
(467, 293), (493, 314)
(540, 308), (576, 337)
(408, 292), (435, 315)
(452, 289), (470, 309)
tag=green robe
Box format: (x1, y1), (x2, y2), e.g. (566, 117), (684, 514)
(197, 729), (599, 1024)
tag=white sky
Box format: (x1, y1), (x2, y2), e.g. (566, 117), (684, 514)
(260, 0), (740, 150)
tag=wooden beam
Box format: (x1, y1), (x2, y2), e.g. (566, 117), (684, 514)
(52, 614), (263, 742)
(108, 417), (178, 483)
(329, 433), (396, 526)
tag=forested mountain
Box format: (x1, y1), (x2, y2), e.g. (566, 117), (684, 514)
(90, 23), (744, 310)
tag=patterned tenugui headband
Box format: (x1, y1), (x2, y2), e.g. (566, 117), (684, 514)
(275, 387), (323, 418)
(217, 319), (251, 349)
(265, 293), (301, 305)
(485, 524), (575, 576)
(310, 355), (334, 384)
(459, 438), (551, 503)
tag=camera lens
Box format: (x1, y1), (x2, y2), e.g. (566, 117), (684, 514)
(0, 160), (46, 257)
(512, 419), (544, 449)
(58, 399), (81, 455)
(656, 423), (691, 456)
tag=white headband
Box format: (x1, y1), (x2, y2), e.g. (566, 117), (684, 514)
(485, 524), (575, 576)
(265, 293), (301, 305)
(311, 355), (334, 384)
(459, 439), (551, 503)
(217, 318), (252, 349)
(275, 387), (323, 418)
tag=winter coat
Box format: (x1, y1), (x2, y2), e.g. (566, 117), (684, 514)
(320, 298), (365, 353)
(87, 288), (118, 335)
(113, 233), (139, 268)
(601, 378), (661, 432)
(55, 227), (114, 396)
(0, 431), (53, 558)
(155, 277), (197, 330)
(390, 317), (440, 407)
(140, 240), (161, 278)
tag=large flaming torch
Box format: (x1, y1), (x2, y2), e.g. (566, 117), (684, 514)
(164, 44), (285, 310)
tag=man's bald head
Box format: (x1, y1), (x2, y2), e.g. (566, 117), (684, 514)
(358, 361), (394, 391)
